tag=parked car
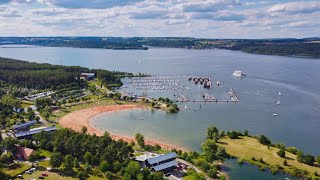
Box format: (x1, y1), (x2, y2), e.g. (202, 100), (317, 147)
(16, 175), (23, 179)
(31, 167), (37, 171)
(39, 176), (45, 179)
(34, 161), (39, 165)
(42, 173), (48, 176)
(25, 170), (31, 174)
(46, 167), (52, 172)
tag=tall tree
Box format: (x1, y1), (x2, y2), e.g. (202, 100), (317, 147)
(50, 152), (63, 169)
(64, 154), (74, 171)
(135, 133), (145, 148)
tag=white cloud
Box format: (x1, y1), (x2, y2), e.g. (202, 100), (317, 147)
(268, 1), (320, 14)
(0, 0), (318, 38)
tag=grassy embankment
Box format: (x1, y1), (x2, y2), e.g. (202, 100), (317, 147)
(218, 136), (320, 178)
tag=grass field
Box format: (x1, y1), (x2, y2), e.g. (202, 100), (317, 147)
(3, 162), (32, 177)
(22, 170), (107, 180)
(218, 136), (320, 178)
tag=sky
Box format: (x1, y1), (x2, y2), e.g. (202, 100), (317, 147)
(0, 0), (319, 38)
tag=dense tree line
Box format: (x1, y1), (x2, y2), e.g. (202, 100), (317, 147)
(0, 57), (124, 90)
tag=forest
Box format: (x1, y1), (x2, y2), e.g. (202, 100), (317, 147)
(0, 57), (123, 90)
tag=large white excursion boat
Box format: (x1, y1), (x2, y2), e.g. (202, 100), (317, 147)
(233, 70), (246, 77)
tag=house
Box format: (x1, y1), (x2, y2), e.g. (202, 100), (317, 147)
(145, 152), (178, 173)
(15, 126), (57, 140)
(16, 146), (34, 160)
(13, 120), (37, 132)
(80, 73), (95, 81)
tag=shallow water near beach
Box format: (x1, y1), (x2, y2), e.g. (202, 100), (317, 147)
(1, 46), (319, 179)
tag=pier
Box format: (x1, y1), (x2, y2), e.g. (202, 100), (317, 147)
(131, 76), (186, 91)
(176, 89), (239, 103)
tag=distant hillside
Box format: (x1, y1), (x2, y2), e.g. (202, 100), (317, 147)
(1, 37), (320, 58)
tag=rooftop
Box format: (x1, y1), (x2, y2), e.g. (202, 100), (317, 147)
(15, 126), (57, 138)
(147, 152), (177, 165)
(152, 160), (178, 172)
(13, 120), (37, 130)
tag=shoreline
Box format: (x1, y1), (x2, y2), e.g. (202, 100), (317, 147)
(59, 104), (188, 152)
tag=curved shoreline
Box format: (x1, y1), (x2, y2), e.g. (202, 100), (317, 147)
(59, 104), (188, 151)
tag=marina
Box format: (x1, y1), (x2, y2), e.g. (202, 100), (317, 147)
(131, 76), (186, 91)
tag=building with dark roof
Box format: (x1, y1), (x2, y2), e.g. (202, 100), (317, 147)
(80, 73), (95, 81)
(13, 120), (37, 132)
(145, 152), (177, 173)
(15, 126), (57, 139)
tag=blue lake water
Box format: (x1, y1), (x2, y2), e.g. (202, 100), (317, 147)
(1, 46), (318, 179)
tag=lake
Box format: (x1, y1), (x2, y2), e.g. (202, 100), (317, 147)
(1, 46), (318, 179)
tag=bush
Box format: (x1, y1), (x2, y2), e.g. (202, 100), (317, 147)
(29, 150), (45, 162)
(257, 135), (271, 146)
(207, 168), (218, 178)
(277, 149), (286, 158)
(237, 159), (244, 165)
(0, 153), (14, 164)
(270, 166), (279, 174)
(258, 158), (264, 164)
(99, 161), (111, 172)
(220, 176), (226, 180)
(286, 147), (298, 154)
(77, 171), (89, 180)
(227, 131), (238, 139)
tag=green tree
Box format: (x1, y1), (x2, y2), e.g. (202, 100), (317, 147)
(148, 172), (164, 180)
(83, 151), (93, 165)
(28, 150), (43, 162)
(207, 125), (219, 140)
(99, 161), (111, 172)
(124, 161), (141, 179)
(208, 167), (218, 178)
(81, 126), (88, 134)
(316, 156), (320, 164)
(227, 131), (238, 139)
(77, 171), (88, 180)
(258, 135), (271, 145)
(2, 137), (18, 153)
(244, 130), (249, 136)
(201, 139), (218, 162)
(74, 158), (80, 168)
(135, 133), (145, 148)
(216, 146), (228, 158)
(64, 154), (74, 171)
(0, 152), (14, 164)
(50, 152), (63, 169)
(277, 149), (286, 158)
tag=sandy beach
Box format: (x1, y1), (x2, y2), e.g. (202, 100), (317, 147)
(59, 104), (187, 151)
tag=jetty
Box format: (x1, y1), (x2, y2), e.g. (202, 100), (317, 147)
(175, 89), (239, 103)
(132, 76), (186, 91)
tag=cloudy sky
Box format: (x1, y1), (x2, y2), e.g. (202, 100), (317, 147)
(0, 0), (319, 38)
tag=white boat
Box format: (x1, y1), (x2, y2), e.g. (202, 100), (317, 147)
(216, 81), (221, 86)
(273, 113), (278, 116)
(278, 92), (282, 96)
(233, 70), (246, 77)
(276, 101), (280, 105)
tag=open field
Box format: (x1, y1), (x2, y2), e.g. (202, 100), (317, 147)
(218, 136), (320, 177)
(21, 169), (108, 180)
(2, 163), (32, 177)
